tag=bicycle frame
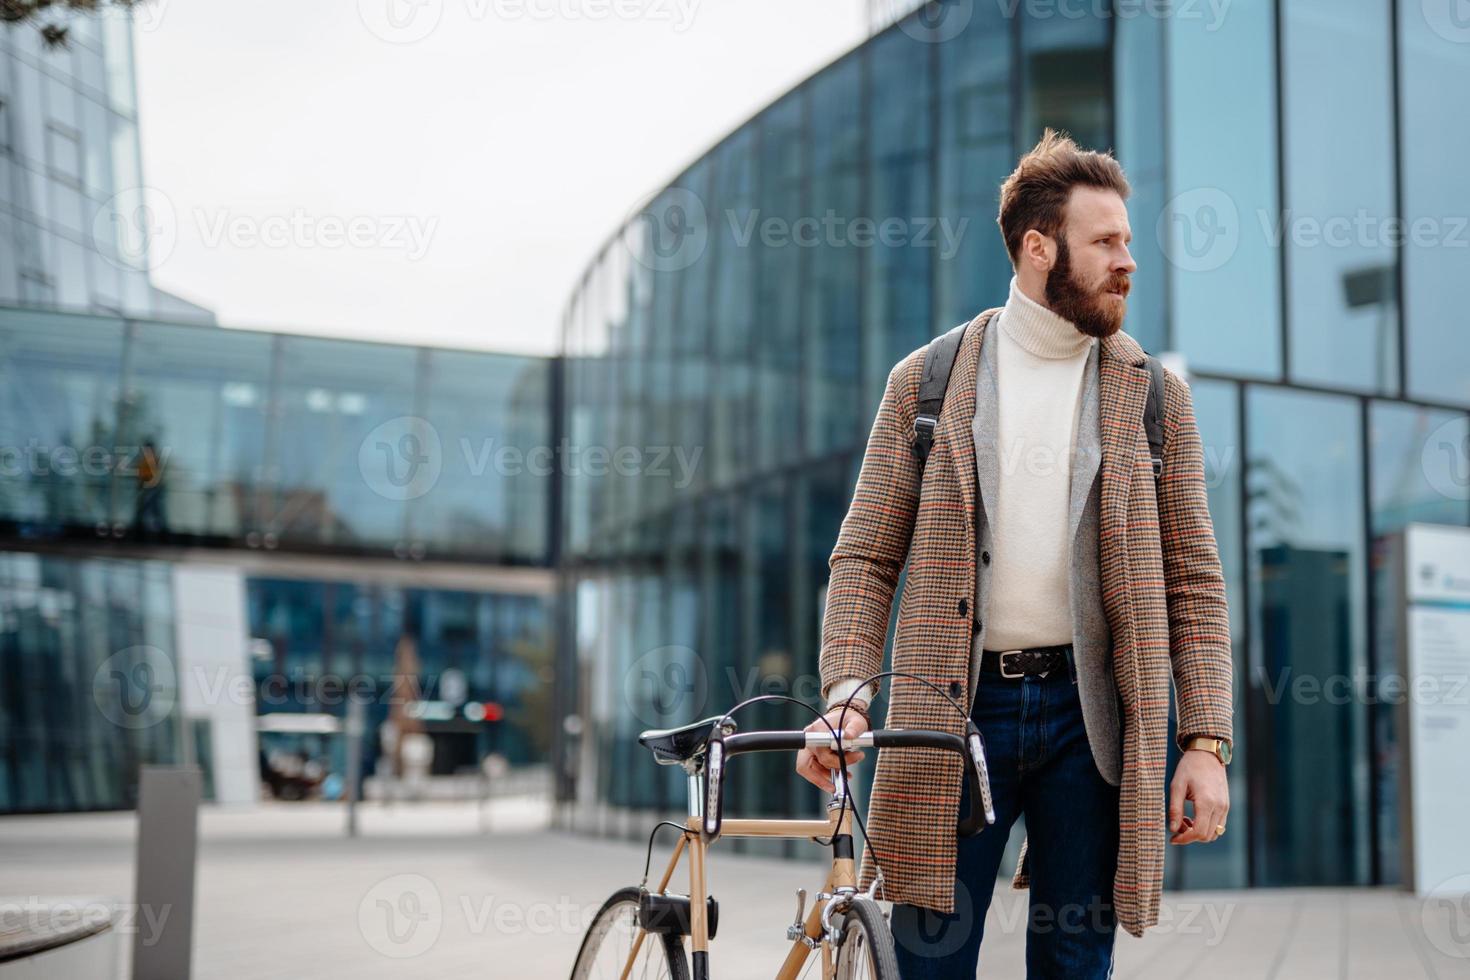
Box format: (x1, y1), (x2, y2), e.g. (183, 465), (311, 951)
(623, 725), (992, 980)
(626, 777), (859, 980)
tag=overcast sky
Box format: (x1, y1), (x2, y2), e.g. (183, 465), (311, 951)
(131, 1), (867, 356)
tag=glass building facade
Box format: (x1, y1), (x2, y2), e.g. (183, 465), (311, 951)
(1, 10), (156, 316)
(0, 305), (559, 813)
(556, 0), (1470, 891)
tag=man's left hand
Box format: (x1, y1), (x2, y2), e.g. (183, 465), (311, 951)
(1168, 748), (1229, 845)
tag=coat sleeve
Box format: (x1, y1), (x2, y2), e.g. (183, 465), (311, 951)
(819, 350), (926, 701)
(1158, 367), (1235, 753)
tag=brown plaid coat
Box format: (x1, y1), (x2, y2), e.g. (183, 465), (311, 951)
(820, 307), (1234, 938)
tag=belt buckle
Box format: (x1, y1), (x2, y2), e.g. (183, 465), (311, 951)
(999, 649), (1026, 679)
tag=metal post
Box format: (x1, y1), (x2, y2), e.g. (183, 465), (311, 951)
(133, 766), (201, 980)
(345, 696), (365, 838)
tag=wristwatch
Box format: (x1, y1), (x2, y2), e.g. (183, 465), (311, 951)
(1182, 736), (1232, 766)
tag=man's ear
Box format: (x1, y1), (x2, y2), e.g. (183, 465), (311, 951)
(1021, 228), (1055, 273)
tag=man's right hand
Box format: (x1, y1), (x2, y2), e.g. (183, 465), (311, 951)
(795, 706), (870, 793)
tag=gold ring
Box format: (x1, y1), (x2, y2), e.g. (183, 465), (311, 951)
(1214, 824), (1226, 837)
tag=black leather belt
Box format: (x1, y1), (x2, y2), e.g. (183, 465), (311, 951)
(980, 643), (1073, 679)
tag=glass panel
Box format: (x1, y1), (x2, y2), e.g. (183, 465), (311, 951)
(804, 56), (863, 457)
(865, 28), (933, 406)
(1170, 379), (1247, 888)
(1114, 1), (1166, 353)
(268, 336), (417, 550)
(1399, 0), (1470, 405)
(708, 130), (756, 488)
(935, 2), (1013, 332)
(1283, 0), (1397, 393)
(755, 94), (805, 473)
(0, 308), (125, 531)
(1019, 4), (1110, 153)
(120, 321), (275, 540)
(1246, 386), (1367, 885)
(1366, 402), (1470, 884)
(414, 349), (550, 562)
(0, 552), (180, 814)
(1165, 0), (1281, 377)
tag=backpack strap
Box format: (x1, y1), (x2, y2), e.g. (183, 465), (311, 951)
(911, 320), (971, 472)
(1142, 354), (1166, 481)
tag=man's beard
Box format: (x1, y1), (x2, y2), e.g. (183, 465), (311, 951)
(1044, 237), (1128, 339)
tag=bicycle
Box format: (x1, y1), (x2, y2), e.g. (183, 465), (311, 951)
(570, 681), (997, 980)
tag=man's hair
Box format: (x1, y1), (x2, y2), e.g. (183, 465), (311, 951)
(996, 128), (1131, 264)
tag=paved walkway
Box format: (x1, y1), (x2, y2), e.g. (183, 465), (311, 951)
(1, 801), (1466, 978)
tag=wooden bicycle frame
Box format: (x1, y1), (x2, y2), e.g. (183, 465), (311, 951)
(621, 802), (860, 980)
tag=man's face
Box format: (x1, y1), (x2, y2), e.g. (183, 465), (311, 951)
(1042, 187), (1136, 339)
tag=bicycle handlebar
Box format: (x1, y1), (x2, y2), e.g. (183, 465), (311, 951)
(700, 726), (997, 842)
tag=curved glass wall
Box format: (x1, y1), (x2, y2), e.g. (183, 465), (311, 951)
(558, 0), (1470, 887)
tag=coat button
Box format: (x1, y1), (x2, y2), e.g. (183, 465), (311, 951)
(957, 597), (968, 616)
(981, 550), (991, 566)
(948, 681), (963, 698)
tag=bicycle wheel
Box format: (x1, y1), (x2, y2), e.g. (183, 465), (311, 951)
(831, 895), (900, 980)
(570, 887), (689, 980)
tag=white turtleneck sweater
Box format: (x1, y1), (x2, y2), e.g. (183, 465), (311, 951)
(983, 275), (1095, 650)
(827, 276), (1095, 710)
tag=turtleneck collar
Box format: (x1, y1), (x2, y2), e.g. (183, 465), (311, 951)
(999, 274), (1094, 359)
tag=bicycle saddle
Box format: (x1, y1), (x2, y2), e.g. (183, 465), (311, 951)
(637, 716), (725, 766)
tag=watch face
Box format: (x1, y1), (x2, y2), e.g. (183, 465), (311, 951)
(1218, 740), (1233, 764)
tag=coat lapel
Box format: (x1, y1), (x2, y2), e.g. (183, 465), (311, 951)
(1068, 339), (1103, 551)
(1097, 329), (1150, 559)
(935, 309), (996, 524)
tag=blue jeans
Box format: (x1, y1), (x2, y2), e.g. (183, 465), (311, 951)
(889, 654), (1119, 979)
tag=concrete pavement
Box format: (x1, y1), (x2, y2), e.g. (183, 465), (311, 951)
(1, 800), (1466, 978)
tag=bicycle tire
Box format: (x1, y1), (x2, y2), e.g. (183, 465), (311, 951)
(832, 895), (900, 980)
(569, 886), (689, 980)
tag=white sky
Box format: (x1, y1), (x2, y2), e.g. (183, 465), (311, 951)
(131, 1), (867, 356)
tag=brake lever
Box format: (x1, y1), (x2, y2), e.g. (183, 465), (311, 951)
(965, 721), (997, 826)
